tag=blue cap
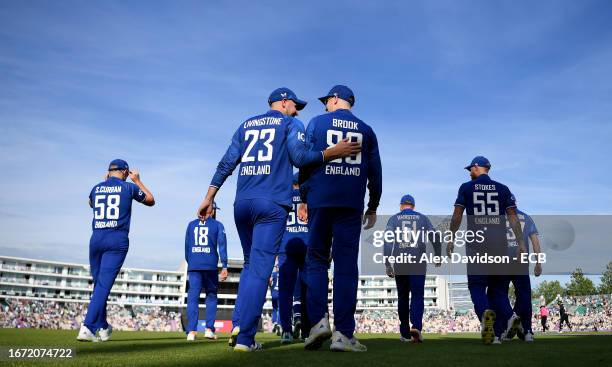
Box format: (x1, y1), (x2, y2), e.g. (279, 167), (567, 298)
(108, 159), (129, 171)
(292, 172), (299, 185)
(319, 85), (355, 106)
(400, 194), (415, 206)
(465, 156), (491, 171)
(268, 87), (307, 111)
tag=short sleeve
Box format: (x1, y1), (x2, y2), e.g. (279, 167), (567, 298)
(454, 183), (467, 207)
(131, 183), (146, 203)
(502, 187), (517, 211)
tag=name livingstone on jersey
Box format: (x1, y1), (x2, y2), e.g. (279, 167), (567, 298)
(243, 117), (282, 129)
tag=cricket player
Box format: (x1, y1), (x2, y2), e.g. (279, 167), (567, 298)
(278, 173), (309, 344)
(504, 207), (542, 342)
(300, 85), (383, 352)
(384, 194), (441, 343)
(78, 159), (155, 342)
(196, 87), (360, 352)
(447, 156), (526, 345)
(185, 202), (228, 341)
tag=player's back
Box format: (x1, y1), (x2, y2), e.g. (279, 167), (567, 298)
(185, 218), (223, 271)
(455, 174), (516, 254)
(217, 110), (310, 207)
(387, 208), (433, 256)
(302, 109), (379, 210)
(282, 188), (309, 247)
(89, 176), (145, 233)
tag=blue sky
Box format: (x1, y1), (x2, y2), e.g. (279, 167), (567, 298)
(1, 0), (611, 275)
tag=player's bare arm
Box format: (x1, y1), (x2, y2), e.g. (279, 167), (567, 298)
(129, 169), (155, 206)
(448, 206), (464, 256)
(506, 207), (526, 254)
(531, 233), (543, 276)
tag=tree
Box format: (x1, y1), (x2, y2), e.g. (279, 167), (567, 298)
(599, 262), (612, 295)
(565, 268), (597, 296)
(533, 280), (564, 304)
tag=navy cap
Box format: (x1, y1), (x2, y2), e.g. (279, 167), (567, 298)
(465, 156), (491, 171)
(268, 87), (307, 111)
(292, 172), (299, 185)
(400, 194), (415, 206)
(108, 159), (129, 171)
(319, 85), (355, 106)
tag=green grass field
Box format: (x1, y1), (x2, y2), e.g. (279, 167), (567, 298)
(0, 329), (611, 367)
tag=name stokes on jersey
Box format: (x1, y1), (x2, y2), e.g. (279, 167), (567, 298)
(325, 118), (362, 177)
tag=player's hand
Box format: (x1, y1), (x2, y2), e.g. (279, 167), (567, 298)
(324, 138), (361, 160)
(385, 265), (395, 278)
(128, 169), (141, 182)
(197, 197), (214, 221)
(298, 203), (308, 223)
(220, 268), (228, 282)
(446, 242), (454, 257)
(362, 209), (377, 229)
(534, 262), (542, 277)
(518, 243), (528, 255)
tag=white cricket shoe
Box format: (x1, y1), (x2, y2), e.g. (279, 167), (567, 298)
(234, 342), (263, 352)
(228, 326), (240, 347)
(187, 331), (197, 341)
(492, 336), (502, 345)
(76, 324), (98, 342)
(410, 328), (423, 343)
(204, 328), (218, 340)
(329, 331), (367, 352)
(524, 332), (534, 342)
(98, 325), (113, 342)
(304, 315), (332, 350)
(503, 313), (521, 340)
(399, 336), (411, 343)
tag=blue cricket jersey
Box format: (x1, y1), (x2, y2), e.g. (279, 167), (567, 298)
(280, 188), (309, 252)
(506, 209), (538, 257)
(384, 208), (441, 262)
(89, 176), (146, 233)
(454, 174), (517, 254)
(184, 218), (228, 271)
(299, 109), (382, 211)
(210, 110), (324, 207)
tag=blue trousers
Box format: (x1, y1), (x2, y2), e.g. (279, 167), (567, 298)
(233, 199), (288, 346)
(395, 274), (425, 336)
(511, 274), (532, 333)
(271, 290), (279, 324)
(467, 274), (513, 337)
(278, 241), (306, 332)
(84, 231), (128, 333)
(306, 207), (361, 338)
(186, 270), (219, 332)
